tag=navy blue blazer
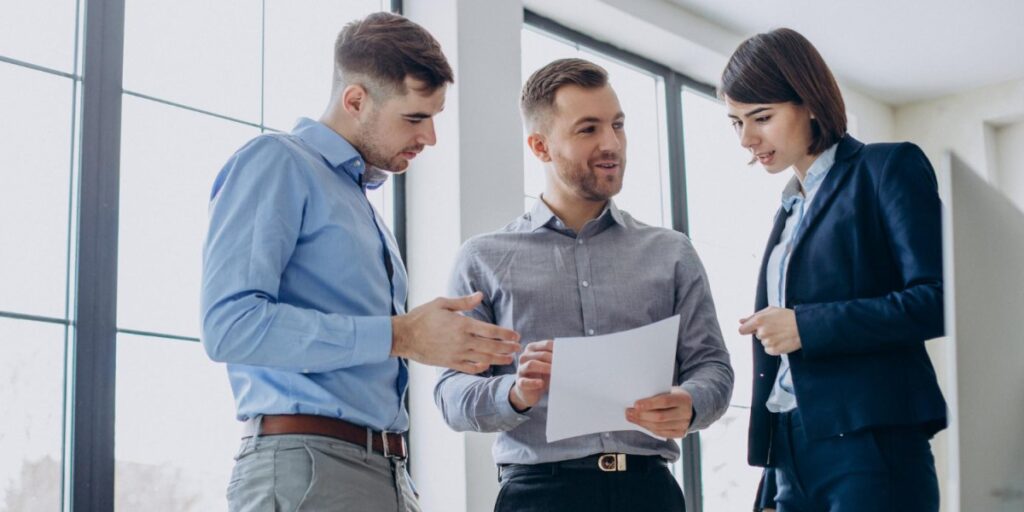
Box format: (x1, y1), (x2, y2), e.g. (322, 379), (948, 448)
(747, 134), (947, 468)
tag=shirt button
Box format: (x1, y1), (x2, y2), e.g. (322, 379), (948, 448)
(578, 239), (584, 244)
(603, 433), (610, 438)
(588, 329), (595, 336)
(581, 280), (590, 287)
(354, 161), (362, 167)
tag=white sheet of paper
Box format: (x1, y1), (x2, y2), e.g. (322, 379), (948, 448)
(545, 314), (680, 443)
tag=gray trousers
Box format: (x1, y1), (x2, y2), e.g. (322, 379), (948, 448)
(227, 433), (421, 512)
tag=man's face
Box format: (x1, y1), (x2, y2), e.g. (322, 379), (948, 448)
(537, 84), (626, 202)
(355, 76), (446, 172)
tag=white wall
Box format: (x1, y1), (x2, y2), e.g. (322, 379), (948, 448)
(941, 154), (1024, 512)
(896, 79), (1024, 184)
(994, 119), (1024, 212)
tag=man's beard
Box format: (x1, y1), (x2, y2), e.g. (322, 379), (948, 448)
(355, 115), (422, 172)
(553, 152), (625, 201)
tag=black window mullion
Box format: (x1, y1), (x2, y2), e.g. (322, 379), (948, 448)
(72, 0), (125, 510)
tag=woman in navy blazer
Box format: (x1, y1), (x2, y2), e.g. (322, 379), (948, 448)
(720, 29), (947, 512)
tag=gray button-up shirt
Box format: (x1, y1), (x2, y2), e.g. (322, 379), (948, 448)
(434, 198), (733, 465)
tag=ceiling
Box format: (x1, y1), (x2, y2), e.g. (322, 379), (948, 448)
(664, 0), (1024, 105)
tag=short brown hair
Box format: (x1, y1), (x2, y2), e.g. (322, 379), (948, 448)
(334, 12), (453, 98)
(719, 28), (846, 155)
(521, 58), (608, 131)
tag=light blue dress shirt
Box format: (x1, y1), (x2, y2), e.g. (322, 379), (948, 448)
(765, 143), (838, 413)
(201, 118), (410, 432)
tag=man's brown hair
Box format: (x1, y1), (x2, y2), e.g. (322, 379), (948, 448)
(334, 12), (454, 98)
(719, 28), (846, 155)
(521, 58), (608, 131)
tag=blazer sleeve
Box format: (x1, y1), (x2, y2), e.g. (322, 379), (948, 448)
(795, 143), (944, 360)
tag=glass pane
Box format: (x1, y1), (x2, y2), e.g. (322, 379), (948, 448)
(122, 0), (261, 122)
(115, 334), (238, 511)
(118, 96), (259, 337)
(0, 318), (66, 511)
(0, 0), (78, 73)
(682, 89), (788, 510)
(583, 51), (668, 228)
(0, 63), (74, 319)
(682, 88), (788, 406)
(700, 406), (764, 510)
(262, 0), (382, 131)
(519, 29), (671, 228)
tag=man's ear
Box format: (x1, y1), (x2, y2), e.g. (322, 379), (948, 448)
(526, 132), (552, 162)
(341, 84), (371, 120)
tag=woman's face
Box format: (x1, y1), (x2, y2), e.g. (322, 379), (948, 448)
(725, 96), (816, 175)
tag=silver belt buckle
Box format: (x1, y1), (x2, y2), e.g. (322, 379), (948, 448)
(381, 431), (407, 460)
(598, 453), (627, 472)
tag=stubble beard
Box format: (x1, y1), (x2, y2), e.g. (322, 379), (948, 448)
(554, 152), (625, 202)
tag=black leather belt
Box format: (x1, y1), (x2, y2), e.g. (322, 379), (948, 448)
(500, 453), (667, 479)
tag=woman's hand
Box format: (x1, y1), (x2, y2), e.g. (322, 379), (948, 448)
(739, 307), (802, 355)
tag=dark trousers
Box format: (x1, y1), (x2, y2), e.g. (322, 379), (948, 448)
(495, 455), (685, 512)
(772, 408), (939, 512)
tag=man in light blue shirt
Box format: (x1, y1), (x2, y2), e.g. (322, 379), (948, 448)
(200, 12), (520, 512)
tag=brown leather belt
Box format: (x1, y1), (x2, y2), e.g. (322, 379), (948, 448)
(250, 414), (407, 459)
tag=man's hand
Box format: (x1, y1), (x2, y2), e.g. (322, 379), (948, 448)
(391, 292), (521, 374)
(508, 339), (553, 412)
(625, 387), (693, 438)
(739, 307), (801, 356)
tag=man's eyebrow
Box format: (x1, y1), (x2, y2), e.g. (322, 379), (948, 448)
(571, 113), (625, 126)
(402, 112), (432, 120)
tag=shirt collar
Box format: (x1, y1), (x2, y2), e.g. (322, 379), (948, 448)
(527, 196), (626, 233)
(781, 142), (839, 212)
(291, 117), (389, 189)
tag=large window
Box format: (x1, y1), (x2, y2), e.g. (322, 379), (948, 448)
(682, 88), (789, 510)
(1, 1), (82, 509)
(520, 13), (794, 512)
(113, 1), (389, 509)
(2, 1), (395, 510)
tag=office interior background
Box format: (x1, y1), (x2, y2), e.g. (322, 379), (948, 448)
(1, 0), (1022, 511)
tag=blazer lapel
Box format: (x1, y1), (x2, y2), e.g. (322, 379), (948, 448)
(789, 135), (865, 258)
(755, 206), (789, 311)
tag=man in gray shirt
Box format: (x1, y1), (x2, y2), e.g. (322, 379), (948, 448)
(434, 58), (733, 511)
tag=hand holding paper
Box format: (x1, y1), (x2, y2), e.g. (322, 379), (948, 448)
(509, 339), (553, 412)
(545, 315), (681, 443)
(626, 386), (694, 439)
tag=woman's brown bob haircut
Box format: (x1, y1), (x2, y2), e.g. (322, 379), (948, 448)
(334, 12), (454, 98)
(521, 58), (608, 132)
(720, 28), (847, 155)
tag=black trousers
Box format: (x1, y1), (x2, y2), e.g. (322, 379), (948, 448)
(772, 408), (939, 512)
(494, 454), (685, 512)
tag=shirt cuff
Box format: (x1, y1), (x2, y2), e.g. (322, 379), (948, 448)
(494, 374), (532, 429)
(679, 381), (713, 432)
(348, 316), (393, 366)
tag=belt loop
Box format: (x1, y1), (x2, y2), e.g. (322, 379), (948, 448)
(252, 415), (263, 450)
(365, 427), (373, 461)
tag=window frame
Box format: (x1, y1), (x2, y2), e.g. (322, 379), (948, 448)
(0, 0), (404, 510)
